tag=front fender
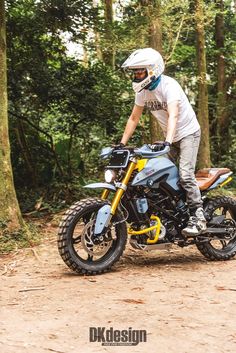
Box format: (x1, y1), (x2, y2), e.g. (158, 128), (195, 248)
(94, 204), (112, 235)
(84, 182), (116, 191)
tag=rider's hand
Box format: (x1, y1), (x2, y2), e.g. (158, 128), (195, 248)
(112, 142), (126, 150)
(150, 141), (171, 151)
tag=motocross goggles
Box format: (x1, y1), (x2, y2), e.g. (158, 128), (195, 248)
(132, 68), (148, 83)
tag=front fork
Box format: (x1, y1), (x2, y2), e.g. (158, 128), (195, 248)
(101, 188), (110, 200)
(101, 161), (162, 244)
(94, 160), (137, 236)
(110, 160), (137, 214)
(101, 160), (137, 212)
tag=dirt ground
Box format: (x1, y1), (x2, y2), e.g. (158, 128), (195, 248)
(1, 219), (236, 353)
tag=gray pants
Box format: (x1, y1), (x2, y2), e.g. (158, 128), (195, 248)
(169, 129), (203, 210)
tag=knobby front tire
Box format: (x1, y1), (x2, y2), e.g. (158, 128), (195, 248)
(57, 198), (127, 275)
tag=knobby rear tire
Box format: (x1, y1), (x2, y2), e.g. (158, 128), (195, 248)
(57, 198), (127, 275)
(197, 196), (236, 261)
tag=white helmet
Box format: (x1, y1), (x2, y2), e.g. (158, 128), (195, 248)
(121, 48), (165, 93)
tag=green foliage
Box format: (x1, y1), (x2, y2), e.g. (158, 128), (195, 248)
(0, 220), (41, 253)
(16, 179), (99, 214)
(3, 0), (236, 214)
(208, 187), (236, 198)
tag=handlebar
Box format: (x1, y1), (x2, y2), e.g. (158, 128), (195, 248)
(134, 144), (170, 158)
(100, 144), (170, 159)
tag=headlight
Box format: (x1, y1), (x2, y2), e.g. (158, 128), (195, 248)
(104, 169), (116, 183)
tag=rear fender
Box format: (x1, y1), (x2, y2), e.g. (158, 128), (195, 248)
(207, 172), (233, 191)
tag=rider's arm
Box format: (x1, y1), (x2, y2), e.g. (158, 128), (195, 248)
(165, 101), (179, 144)
(121, 104), (144, 145)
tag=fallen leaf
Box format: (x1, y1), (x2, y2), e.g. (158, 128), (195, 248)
(118, 298), (145, 304)
(131, 287), (143, 291)
(216, 286), (236, 292)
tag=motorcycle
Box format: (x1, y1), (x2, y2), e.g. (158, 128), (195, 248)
(57, 144), (236, 275)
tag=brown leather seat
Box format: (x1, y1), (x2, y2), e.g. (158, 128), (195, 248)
(196, 168), (231, 191)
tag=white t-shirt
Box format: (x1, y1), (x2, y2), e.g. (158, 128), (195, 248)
(135, 75), (200, 142)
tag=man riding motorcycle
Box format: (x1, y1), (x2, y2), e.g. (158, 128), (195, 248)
(57, 48), (236, 276)
(120, 47), (206, 237)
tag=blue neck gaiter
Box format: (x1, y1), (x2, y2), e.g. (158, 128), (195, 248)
(148, 75), (162, 91)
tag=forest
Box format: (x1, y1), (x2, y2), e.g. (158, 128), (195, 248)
(0, 0), (235, 247)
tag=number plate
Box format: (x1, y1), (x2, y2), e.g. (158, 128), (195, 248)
(108, 150), (130, 168)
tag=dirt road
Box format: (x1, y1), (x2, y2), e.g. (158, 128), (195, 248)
(1, 223), (236, 353)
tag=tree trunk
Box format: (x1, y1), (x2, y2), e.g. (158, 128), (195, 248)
(82, 44), (89, 67)
(102, 0), (115, 68)
(194, 0), (211, 168)
(94, 30), (103, 61)
(215, 0), (228, 158)
(15, 119), (38, 186)
(93, 0), (103, 61)
(147, 0), (163, 55)
(141, 0), (164, 143)
(0, 0), (23, 232)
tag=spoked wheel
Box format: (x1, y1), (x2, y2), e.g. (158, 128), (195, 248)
(197, 196), (236, 260)
(57, 198), (127, 275)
